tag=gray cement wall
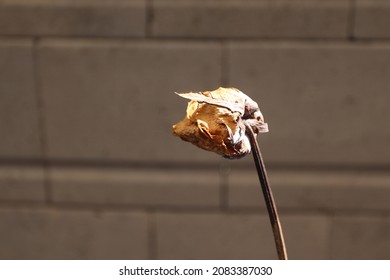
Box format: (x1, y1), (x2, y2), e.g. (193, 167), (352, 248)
(0, 0), (389, 259)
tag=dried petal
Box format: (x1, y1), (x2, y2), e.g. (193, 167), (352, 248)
(172, 87), (268, 159)
(176, 87), (247, 115)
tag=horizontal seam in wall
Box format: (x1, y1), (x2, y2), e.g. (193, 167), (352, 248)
(2, 35), (390, 44)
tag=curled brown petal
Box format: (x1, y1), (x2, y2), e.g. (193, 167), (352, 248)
(172, 87), (268, 159)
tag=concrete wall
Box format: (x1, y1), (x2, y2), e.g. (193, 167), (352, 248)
(0, 0), (389, 259)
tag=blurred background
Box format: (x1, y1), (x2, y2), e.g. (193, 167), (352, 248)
(1, 0), (390, 259)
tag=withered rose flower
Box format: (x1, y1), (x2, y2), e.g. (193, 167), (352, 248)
(172, 87), (268, 159)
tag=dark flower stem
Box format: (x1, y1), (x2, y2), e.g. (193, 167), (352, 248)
(245, 123), (288, 260)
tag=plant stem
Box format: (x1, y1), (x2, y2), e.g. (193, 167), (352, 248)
(245, 123), (288, 260)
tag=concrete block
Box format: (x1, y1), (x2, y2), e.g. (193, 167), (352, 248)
(330, 172), (390, 211)
(0, 166), (45, 202)
(156, 213), (276, 259)
(0, 40), (41, 159)
(0, 209), (148, 259)
(156, 212), (330, 259)
(282, 215), (330, 259)
(152, 0), (349, 38)
(228, 169), (332, 211)
(331, 216), (390, 259)
(228, 42), (390, 165)
(0, 0), (146, 37)
(228, 169), (390, 211)
(355, 0), (390, 39)
(38, 40), (222, 163)
(51, 167), (220, 208)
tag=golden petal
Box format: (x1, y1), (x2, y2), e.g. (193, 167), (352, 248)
(173, 87), (268, 159)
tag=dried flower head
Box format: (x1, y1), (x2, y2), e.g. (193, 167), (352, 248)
(172, 87), (268, 159)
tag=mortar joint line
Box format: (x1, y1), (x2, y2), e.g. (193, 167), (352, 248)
(219, 161), (231, 210)
(145, 0), (154, 38)
(32, 37), (52, 205)
(147, 210), (158, 260)
(220, 41), (229, 87)
(348, 0), (357, 41)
